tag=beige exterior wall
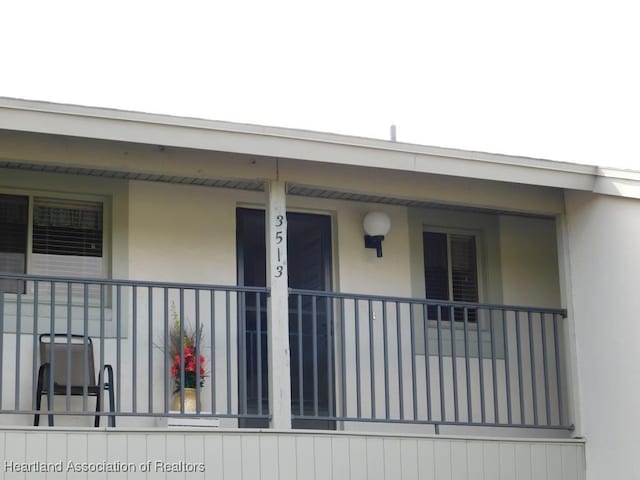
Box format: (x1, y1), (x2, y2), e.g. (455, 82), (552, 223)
(562, 190), (640, 480)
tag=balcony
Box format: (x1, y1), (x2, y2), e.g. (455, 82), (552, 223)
(0, 273), (571, 435)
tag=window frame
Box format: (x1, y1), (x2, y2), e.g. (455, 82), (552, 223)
(0, 187), (112, 335)
(422, 225), (485, 311)
(0, 187), (111, 281)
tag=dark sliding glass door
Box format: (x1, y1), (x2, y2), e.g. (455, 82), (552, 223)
(236, 208), (335, 429)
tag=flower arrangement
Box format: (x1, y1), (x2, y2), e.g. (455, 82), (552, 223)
(168, 302), (207, 393)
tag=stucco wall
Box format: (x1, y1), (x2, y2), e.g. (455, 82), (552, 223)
(563, 190), (640, 480)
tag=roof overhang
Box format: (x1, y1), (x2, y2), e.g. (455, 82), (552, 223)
(1, 97), (639, 199)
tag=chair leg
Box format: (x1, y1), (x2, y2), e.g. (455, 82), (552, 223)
(34, 392), (42, 426)
(47, 389), (54, 426)
(95, 393), (102, 427)
(108, 386), (116, 427)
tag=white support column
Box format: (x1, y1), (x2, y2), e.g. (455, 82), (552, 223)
(266, 179), (292, 429)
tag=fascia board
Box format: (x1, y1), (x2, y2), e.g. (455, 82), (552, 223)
(0, 98), (622, 195)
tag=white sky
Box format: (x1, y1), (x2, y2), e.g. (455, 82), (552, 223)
(1, 0), (638, 169)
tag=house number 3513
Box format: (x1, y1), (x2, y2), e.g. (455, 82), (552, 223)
(274, 214), (285, 277)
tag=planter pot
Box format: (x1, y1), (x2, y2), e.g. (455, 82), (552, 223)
(172, 388), (198, 413)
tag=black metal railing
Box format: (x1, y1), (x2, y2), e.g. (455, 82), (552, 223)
(289, 289), (572, 432)
(0, 272), (269, 425)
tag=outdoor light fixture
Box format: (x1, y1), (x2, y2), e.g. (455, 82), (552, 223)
(363, 211), (391, 258)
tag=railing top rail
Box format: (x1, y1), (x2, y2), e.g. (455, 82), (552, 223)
(0, 272), (270, 293)
(288, 288), (567, 316)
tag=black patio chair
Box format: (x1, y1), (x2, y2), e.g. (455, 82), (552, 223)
(34, 334), (115, 427)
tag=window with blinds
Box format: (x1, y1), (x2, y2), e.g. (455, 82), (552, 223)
(31, 198), (104, 279)
(424, 231), (479, 321)
(0, 194), (28, 293)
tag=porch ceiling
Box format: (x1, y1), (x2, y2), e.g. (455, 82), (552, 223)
(286, 183), (555, 219)
(0, 159), (265, 191)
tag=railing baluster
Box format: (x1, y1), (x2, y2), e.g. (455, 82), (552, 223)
(489, 309), (499, 424)
(163, 288), (169, 413)
(238, 290), (246, 417)
(554, 313), (564, 426)
(463, 307), (472, 423)
(226, 291), (231, 416)
(83, 283), (89, 412)
(477, 307), (486, 424)
(450, 305), (459, 423)
(31, 280), (39, 411)
(326, 296), (334, 418)
(256, 291), (262, 417)
(116, 285), (122, 414)
(312, 295), (319, 417)
(340, 297), (347, 419)
(99, 283), (106, 423)
(368, 299), (376, 419)
(383, 300), (390, 420)
(502, 309), (512, 425)
(178, 288), (185, 414)
(195, 288), (201, 413)
(528, 310), (538, 425)
(410, 303), (418, 421)
(66, 282), (72, 412)
(541, 312), (551, 426)
(48, 281), (55, 419)
(355, 299), (362, 419)
(298, 294), (304, 416)
(515, 310), (525, 424)
(437, 305), (445, 425)
(132, 285), (138, 413)
(14, 285), (22, 410)
(148, 287), (154, 414)
(423, 303), (432, 422)
(396, 301), (404, 420)
(210, 290), (216, 415)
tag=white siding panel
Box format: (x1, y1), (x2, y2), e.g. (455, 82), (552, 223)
(499, 442), (516, 480)
(240, 435), (260, 480)
(451, 440), (469, 480)
(0, 429), (585, 480)
(349, 437), (367, 480)
(203, 434), (224, 480)
(561, 445), (579, 480)
(400, 439), (419, 480)
(4, 432), (26, 480)
(86, 433), (108, 480)
(515, 443), (532, 480)
(331, 436), (350, 480)
(259, 435), (280, 480)
(380, 438), (397, 480)
(46, 433), (67, 480)
(466, 441), (484, 480)
(416, 438), (436, 480)
(184, 435), (205, 480)
(145, 434), (166, 480)
(434, 439), (452, 479)
(296, 435), (316, 480)
(366, 437), (384, 480)
(314, 436), (333, 480)
(66, 433), (89, 480)
(483, 441), (500, 479)
(106, 434), (128, 480)
(546, 443), (563, 480)
(24, 433), (47, 480)
(221, 435), (242, 480)
(531, 443), (548, 480)
(277, 435), (297, 480)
